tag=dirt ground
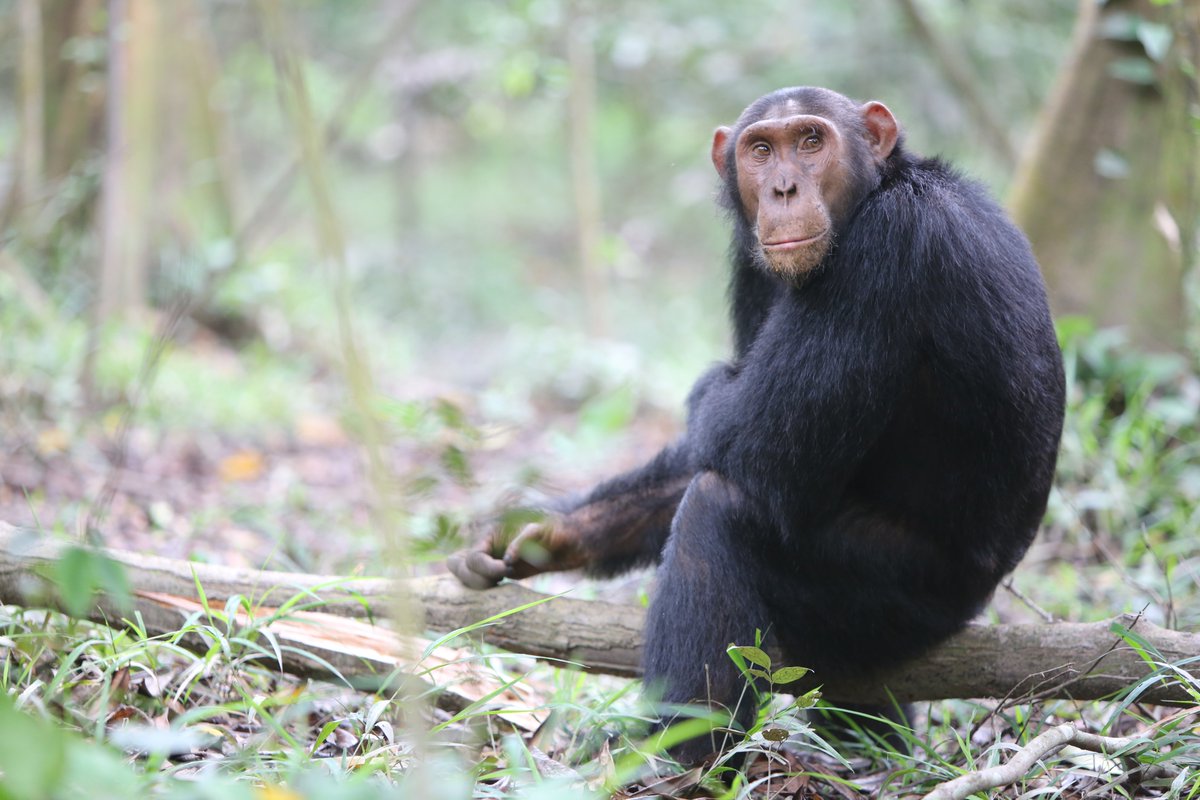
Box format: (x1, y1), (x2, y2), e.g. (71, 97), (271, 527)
(0, 399), (681, 582)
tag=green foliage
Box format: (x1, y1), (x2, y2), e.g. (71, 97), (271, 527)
(0, 276), (89, 412)
(0, 693), (69, 800)
(0, 693), (160, 800)
(1030, 322), (1200, 623)
(47, 546), (132, 618)
(1053, 323), (1200, 551)
(726, 640), (811, 692)
(576, 384), (638, 440)
(2, 0), (1082, 370)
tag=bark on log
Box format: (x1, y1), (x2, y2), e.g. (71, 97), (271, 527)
(2, 524), (1197, 705)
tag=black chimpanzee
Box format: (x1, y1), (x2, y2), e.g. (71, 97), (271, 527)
(448, 86), (1065, 761)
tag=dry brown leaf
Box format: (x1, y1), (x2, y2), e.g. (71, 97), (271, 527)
(218, 450), (266, 482)
(35, 427), (69, 456)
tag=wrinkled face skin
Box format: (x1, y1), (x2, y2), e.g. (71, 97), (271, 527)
(712, 100), (899, 283)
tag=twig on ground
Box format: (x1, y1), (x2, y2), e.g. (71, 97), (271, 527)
(923, 723), (1144, 800)
(926, 707), (1200, 800)
(1002, 577), (1056, 623)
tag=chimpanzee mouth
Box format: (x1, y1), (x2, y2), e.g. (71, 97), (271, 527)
(763, 231), (828, 249)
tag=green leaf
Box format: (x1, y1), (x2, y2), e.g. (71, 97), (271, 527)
(727, 645), (771, 670)
(501, 51), (539, 98)
(434, 398), (472, 433)
(1137, 22), (1173, 62)
(577, 385), (637, 437)
(761, 727), (789, 742)
(1108, 57), (1158, 85)
(311, 720), (342, 755)
(0, 695), (67, 799)
(384, 399), (426, 433)
(94, 554), (132, 614)
(513, 537), (551, 566)
(61, 739), (147, 799)
(771, 666), (810, 684)
(55, 546), (96, 618)
(440, 444), (475, 486)
(792, 688), (823, 710)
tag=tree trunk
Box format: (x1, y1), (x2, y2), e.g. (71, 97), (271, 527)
(96, 0), (159, 323)
(1009, 0), (1199, 351)
(2, 524), (1197, 706)
(17, 0), (44, 209)
(566, 3), (609, 337)
(892, 0), (1017, 166)
(43, 0), (106, 183)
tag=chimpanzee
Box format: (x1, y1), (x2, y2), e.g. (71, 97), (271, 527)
(448, 87), (1065, 761)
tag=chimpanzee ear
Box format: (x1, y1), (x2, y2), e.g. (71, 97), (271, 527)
(860, 102), (899, 162)
(711, 127), (733, 178)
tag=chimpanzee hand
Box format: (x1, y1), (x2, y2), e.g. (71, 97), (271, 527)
(447, 510), (587, 590)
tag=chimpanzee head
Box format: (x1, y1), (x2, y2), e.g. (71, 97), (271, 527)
(712, 87), (900, 282)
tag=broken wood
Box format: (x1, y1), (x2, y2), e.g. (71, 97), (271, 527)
(1, 523), (1197, 705)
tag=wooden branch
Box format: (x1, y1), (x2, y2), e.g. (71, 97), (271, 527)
(922, 721), (1172, 800)
(2, 524), (1198, 705)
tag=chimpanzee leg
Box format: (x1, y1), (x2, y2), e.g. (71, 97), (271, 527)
(643, 471), (773, 762)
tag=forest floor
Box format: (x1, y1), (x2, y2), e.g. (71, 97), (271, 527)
(0, 382), (677, 577)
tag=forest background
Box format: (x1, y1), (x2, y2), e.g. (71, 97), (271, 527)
(1, 1), (1199, 798)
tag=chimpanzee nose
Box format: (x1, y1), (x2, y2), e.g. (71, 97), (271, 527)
(774, 180), (798, 200)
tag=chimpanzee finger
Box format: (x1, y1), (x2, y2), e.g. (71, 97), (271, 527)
(447, 549), (510, 590)
(502, 523), (553, 580)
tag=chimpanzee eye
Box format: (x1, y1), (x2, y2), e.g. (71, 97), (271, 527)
(800, 132), (822, 151)
(751, 142), (771, 159)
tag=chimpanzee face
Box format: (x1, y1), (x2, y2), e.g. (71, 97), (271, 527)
(711, 99), (898, 282)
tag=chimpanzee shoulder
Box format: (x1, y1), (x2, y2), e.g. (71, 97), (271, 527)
(843, 147), (1048, 307)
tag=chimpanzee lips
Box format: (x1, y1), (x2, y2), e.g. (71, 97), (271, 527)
(763, 230), (828, 249)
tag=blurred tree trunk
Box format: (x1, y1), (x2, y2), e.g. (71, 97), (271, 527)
(3, 0), (104, 245)
(566, 4), (609, 337)
(95, 0), (159, 322)
(1009, 0), (1199, 352)
(892, 0), (1016, 166)
(175, 0), (242, 260)
(17, 0), (44, 211)
(1, 0), (47, 307)
(43, 0), (105, 183)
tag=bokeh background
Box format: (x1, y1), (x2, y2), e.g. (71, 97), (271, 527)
(1, 2), (1199, 794)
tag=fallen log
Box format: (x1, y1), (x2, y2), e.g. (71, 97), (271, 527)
(1, 523), (1197, 704)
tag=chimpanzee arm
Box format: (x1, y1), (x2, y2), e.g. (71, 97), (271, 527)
(448, 441), (695, 588)
(447, 359), (748, 589)
(688, 267), (919, 528)
(562, 441), (696, 577)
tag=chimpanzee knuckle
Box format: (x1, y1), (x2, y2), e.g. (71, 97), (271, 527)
(448, 552), (499, 590)
(455, 570), (497, 591)
(465, 550), (510, 582)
